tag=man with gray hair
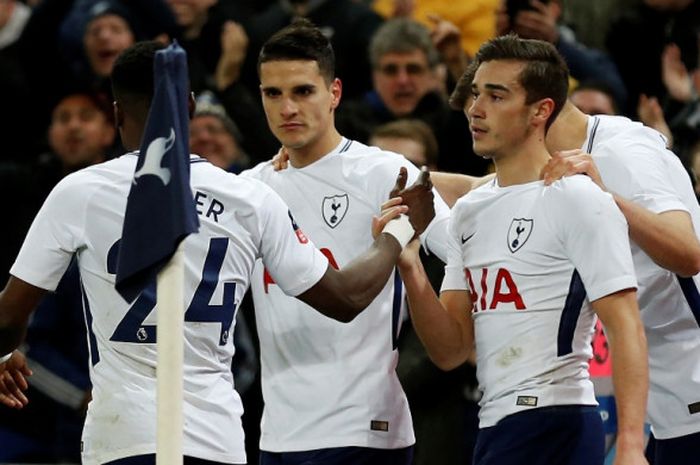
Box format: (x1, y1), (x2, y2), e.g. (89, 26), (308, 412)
(337, 18), (489, 175)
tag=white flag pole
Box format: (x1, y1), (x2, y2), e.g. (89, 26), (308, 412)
(156, 241), (185, 465)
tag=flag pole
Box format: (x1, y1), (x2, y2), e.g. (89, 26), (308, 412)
(156, 241), (185, 465)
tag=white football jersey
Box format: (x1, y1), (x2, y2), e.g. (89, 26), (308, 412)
(442, 176), (636, 428)
(241, 138), (450, 452)
(584, 115), (700, 439)
(11, 154), (329, 464)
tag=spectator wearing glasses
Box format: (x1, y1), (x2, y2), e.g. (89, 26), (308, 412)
(337, 18), (489, 176)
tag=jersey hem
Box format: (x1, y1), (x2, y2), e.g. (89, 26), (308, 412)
(8, 268), (57, 292)
(82, 445), (246, 465)
(259, 436), (416, 453)
(649, 422), (700, 440)
(587, 275), (637, 301)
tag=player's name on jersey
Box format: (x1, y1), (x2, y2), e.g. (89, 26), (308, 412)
(194, 190), (225, 223)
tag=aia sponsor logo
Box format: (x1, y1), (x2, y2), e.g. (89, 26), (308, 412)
(465, 267), (526, 312)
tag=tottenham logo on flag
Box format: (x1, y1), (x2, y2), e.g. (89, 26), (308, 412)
(322, 194), (349, 228)
(134, 128), (175, 185)
(507, 218), (533, 253)
(115, 41), (200, 303)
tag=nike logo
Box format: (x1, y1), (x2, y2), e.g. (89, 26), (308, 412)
(461, 233), (475, 244)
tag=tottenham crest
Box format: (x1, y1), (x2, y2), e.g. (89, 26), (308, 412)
(507, 218), (533, 253)
(134, 128), (175, 185)
(322, 194), (349, 228)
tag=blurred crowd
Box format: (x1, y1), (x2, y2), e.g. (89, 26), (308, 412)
(0, 0), (698, 464)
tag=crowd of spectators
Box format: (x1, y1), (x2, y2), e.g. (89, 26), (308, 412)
(1, 0), (699, 463)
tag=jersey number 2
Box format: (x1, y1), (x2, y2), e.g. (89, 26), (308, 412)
(106, 237), (236, 346)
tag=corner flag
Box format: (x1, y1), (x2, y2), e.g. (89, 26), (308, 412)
(115, 41), (200, 302)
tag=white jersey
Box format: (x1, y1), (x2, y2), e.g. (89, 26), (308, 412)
(241, 138), (450, 452)
(10, 154), (329, 464)
(584, 115), (700, 439)
(441, 176), (636, 428)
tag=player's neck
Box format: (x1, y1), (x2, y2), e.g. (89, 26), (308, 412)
(546, 102), (588, 153)
(287, 130), (343, 168)
(494, 140), (551, 187)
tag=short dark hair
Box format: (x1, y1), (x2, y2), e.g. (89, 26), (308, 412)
(450, 34), (569, 130)
(370, 119), (439, 167)
(111, 40), (166, 107)
(257, 19), (335, 84)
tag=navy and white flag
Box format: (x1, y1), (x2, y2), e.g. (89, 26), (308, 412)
(116, 41), (200, 302)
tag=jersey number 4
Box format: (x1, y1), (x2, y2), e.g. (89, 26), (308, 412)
(106, 237), (236, 346)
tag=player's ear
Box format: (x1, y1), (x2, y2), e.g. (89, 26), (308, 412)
(330, 78), (342, 112)
(188, 92), (196, 120)
(532, 98), (554, 127)
(113, 101), (124, 129)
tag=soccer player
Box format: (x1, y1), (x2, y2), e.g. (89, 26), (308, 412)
(0, 41), (434, 465)
(240, 20), (451, 465)
(396, 35), (649, 465)
(437, 38), (700, 465)
(538, 95), (700, 465)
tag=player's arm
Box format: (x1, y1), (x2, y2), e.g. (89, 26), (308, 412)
(612, 199), (700, 277)
(430, 172), (494, 208)
(298, 228), (403, 322)
(543, 150), (700, 277)
(0, 277), (46, 409)
(591, 289), (649, 465)
(398, 240), (475, 370)
(0, 277), (46, 355)
(297, 169), (436, 322)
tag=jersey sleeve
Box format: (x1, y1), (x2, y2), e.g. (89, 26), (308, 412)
(440, 208), (469, 292)
(10, 174), (88, 291)
(545, 177), (637, 301)
(596, 127), (689, 215)
(238, 160), (270, 181)
(257, 186), (329, 297)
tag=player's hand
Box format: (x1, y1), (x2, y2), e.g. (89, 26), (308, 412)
(611, 447), (649, 465)
(271, 146), (290, 171)
(0, 351), (32, 409)
(372, 197), (409, 239)
(397, 166), (435, 235)
(389, 165), (409, 199)
(541, 149), (606, 191)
